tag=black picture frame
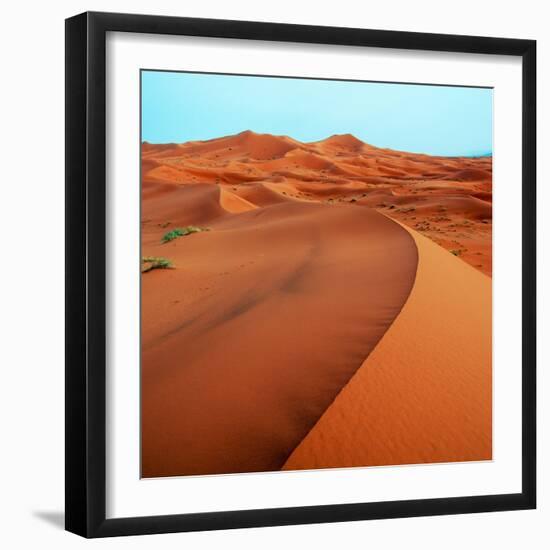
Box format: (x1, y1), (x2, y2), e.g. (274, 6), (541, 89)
(65, 11), (536, 538)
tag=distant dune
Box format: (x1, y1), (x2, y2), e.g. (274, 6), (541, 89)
(141, 130), (492, 477)
(143, 130), (492, 275)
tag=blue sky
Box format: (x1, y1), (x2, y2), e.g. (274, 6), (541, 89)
(141, 70), (493, 157)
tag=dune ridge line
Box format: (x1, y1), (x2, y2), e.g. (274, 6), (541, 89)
(283, 221), (492, 471)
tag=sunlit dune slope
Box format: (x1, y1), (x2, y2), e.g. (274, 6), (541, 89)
(283, 222), (492, 471)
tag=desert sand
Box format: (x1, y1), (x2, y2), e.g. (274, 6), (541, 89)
(283, 224), (492, 470)
(141, 130), (492, 477)
(142, 130), (492, 275)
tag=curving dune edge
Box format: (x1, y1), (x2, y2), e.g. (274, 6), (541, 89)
(283, 220), (492, 471)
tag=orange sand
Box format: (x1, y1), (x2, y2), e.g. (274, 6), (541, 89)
(283, 222), (492, 470)
(140, 130), (493, 477)
(142, 130), (492, 276)
(141, 186), (417, 477)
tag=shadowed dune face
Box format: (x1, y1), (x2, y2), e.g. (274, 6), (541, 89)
(141, 131), (492, 478)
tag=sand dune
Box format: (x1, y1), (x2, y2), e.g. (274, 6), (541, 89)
(141, 131), (492, 477)
(143, 131), (492, 275)
(141, 186), (418, 477)
(283, 222), (492, 470)
(141, 182), (228, 229)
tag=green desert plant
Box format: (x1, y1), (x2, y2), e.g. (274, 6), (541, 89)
(161, 226), (209, 243)
(141, 256), (173, 273)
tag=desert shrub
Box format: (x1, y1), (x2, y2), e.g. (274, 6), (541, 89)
(450, 249), (462, 257)
(141, 256), (173, 273)
(161, 226), (209, 243)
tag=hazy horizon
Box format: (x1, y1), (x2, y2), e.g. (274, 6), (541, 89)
(141, 70), (493, 157)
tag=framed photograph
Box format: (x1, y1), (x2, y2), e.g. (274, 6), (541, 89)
(65, 11), (536, 538)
